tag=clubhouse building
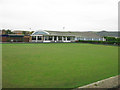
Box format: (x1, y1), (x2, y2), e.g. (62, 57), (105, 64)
(30, 30), (106, 42)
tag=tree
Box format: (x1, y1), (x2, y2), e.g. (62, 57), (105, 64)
(116, 38), (120, 42)
(22, 31), (30, 35)
(22, 31), (26, 35)
(6, 29), (13, 34)
(2, 29), (13, 34)
(30, 31), (34, 34)
(104, 37), (116, 41)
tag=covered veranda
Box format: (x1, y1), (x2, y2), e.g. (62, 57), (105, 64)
(31, 35), (75, 42)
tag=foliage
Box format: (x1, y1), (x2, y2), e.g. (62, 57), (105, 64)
(22, 31), (30, 35)
(104, 37), (117, 41)
(2, 29), (14, 34)
(30, 31), (34, 34)
(77, 39), (120, 45)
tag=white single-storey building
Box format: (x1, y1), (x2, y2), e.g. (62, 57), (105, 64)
(30, 30), (106, 42)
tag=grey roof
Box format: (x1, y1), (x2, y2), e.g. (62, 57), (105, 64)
(32, 30), (102, 38)
(45, 30), (102, 38)
(96, 31), (119, 37)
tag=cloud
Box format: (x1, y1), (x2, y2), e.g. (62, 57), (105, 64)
(0, 0), (119, 31)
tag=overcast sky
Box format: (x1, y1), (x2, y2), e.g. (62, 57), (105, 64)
(0, 0), (119, 31)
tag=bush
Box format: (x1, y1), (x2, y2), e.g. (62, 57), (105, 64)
(77, 40), (120, 45)
(104, 37), (116, 41)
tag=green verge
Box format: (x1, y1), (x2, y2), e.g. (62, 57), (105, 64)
(2, 43), (118, 88)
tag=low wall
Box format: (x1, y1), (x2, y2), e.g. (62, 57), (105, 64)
(74, 75), (119, 89)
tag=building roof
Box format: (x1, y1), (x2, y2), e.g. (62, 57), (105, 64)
(96, 31), (119, 37)
(46, 31), (101, 38)
(32, 30), (102, 38)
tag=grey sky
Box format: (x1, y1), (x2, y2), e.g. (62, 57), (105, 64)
(0, 0), (119, 31)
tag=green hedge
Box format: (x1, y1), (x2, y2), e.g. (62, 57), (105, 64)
(104, 37), (120, 42)
(76, 40), (120, 45)
(76, 37), (120, 45)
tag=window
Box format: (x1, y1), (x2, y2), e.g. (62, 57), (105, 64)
(79, 37), (84, 40)
(32, 31), (48, 35)
(48, 36), (52, 40)
(86, 38), (92, 41)
(93, 38), (99, 41)
(38, 36), (42, 40)
(54, 36), (57, 40)
(67, 37), (70, 40)
(69, 37), (74, 40)
(45, 36), (48, 40)
(32, 36), (36, 40)
(58, 36), (62, 40)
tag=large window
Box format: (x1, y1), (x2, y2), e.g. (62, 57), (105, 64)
(79, 37), (84, 40)
(45, 36), (49, 40)
(32, 36), (36, 40)
(38, 36), (42, 40)
(85, 38), (92, 41)
(67, 37), (71, 40)
(54, 36), (57, 40)
(70, 37), (75, 40)
(48, 36), (52, 40)
(93, 38), (99, 41)
(58, 36), (62, 40)
(32, 31), (48, 35)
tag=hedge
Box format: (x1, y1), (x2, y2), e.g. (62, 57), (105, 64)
(76, 40), (120, 45)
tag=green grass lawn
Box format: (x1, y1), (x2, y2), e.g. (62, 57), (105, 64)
(2, 43), (118, 88)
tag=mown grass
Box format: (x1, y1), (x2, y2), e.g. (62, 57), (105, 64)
(2, 43), (118, 88)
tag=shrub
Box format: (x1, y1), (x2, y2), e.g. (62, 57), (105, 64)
(77, 40), (120, 45)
